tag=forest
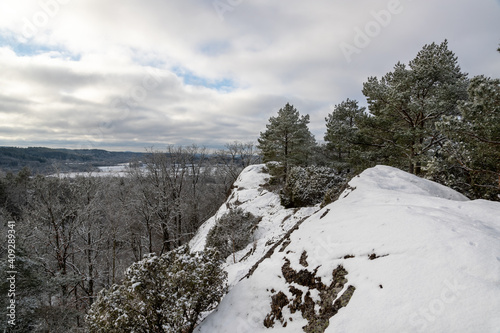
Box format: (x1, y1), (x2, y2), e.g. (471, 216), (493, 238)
(0, 143), (258, 332)
(0, 40), (498, 332)
(0, 147), (147, 174)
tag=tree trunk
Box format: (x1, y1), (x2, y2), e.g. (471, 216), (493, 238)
(112, 237), (116, 285)
(87, 231), (94, 305)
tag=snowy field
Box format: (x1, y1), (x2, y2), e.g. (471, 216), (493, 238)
(48, 163), (135, 178)
(192, 164), (500, 333)
(50, 163), (215, 178)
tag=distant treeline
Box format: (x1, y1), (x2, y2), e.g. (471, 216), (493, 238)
(0, 146), (147, 174)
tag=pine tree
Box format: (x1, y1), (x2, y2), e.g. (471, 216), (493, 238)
(360, 40), (468, 174)
(257, 103), (316, 180)
(434, 75), (500, 200)
(324, 99), (366, 172)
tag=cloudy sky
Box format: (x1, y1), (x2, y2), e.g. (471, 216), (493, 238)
(0, 0), (499, 151)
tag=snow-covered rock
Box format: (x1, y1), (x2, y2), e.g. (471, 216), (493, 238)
(190, 164), (317, 287)
(193, 164), (500, 333)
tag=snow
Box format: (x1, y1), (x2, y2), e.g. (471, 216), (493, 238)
(189, 164), (317, 286)
(48, 163), (136, 178)
(193, 164), (500, 333)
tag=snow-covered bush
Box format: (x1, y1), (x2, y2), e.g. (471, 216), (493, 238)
(321, 179), (355, 208)
(206, 208), (260, 262)
(264, 161), (285, 185)
(281, 166), (343, 208)
(86, 245), (227, 333)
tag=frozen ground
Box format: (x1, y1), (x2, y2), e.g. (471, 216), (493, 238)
(192, 164), (500, 333)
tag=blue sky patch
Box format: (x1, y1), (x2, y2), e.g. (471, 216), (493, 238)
(199, 40), (231, 57)
(172, 66), (235, 91)
(0, 33), (80, 60)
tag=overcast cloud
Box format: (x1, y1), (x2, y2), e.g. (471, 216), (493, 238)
(0, 0), (499, 151)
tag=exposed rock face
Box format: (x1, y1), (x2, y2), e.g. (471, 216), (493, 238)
(264, 253), (356, 332)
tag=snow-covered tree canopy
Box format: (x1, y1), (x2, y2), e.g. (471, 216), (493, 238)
(433, 75), (500, 200)
(86, 245), (227, 333)
(360, 40), (469, 175)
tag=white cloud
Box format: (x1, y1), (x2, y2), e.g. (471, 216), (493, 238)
(0, 0), (499, 151)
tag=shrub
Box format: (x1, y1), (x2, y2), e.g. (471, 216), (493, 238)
(281, 166), (343, 208)
(86, 246), (227, 333)
(206, 208), (260, 262)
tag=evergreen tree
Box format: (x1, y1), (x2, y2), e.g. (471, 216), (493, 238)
(257, 103), (316, 180)
(434, 75), (500, 200)
(360, 40), (468, 174)
(86, 246), (227, 333)
(324, 99), (366, 172)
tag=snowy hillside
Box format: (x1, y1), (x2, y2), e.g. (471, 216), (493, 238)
(189, 164), (318, 286)
(192, 164), (500, 333)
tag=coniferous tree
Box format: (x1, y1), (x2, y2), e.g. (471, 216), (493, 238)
(433, 75), (500, 200)
(360, 40), (468, 174)
(324, 99), (366, 172)
(257, 103), (316, 180)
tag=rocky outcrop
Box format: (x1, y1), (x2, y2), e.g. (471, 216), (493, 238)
(264, 253), (355, 332)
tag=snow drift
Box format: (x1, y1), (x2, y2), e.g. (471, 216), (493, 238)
(192, 164), (500, 333)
